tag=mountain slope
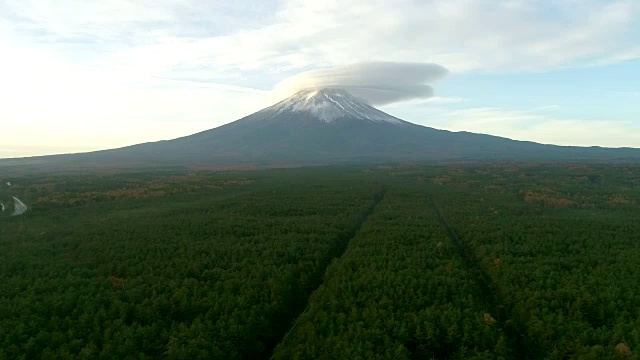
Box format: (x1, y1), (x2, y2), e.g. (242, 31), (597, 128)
(2, 88), (640, 167)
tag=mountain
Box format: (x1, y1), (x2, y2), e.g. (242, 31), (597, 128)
(2, 88), (640, 168)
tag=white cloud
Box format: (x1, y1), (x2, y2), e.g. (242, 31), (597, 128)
(268, 62), (449, 105)
(162, 0), (640, 76)
(0, 0), (639, 157)
(0, 44), (264, 157)
(424, 97), (465, 104)
(4, 0), (638, 77)
(383, 97), (465, 108)
(418, 107), (640, 148)
(537, 105), (561, 110)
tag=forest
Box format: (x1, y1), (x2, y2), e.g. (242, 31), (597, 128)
(0, 181), (14, 216)
(1, 163), (639, 359)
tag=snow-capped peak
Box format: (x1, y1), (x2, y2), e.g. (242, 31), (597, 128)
(268, 88), (402, 124)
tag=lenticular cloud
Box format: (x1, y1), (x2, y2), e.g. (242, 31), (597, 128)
(269, 62), (449, 105)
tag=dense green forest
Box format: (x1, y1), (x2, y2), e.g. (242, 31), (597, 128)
(428, 164), (640, 359)
(1, 164), (639, 359)
(273, 185), (508, 359)
(0, 181), (13, 216)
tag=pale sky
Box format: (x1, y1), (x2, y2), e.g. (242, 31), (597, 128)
(1, 0), (639, 158)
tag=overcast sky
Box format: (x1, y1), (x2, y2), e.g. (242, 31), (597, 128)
(1, 0), (639, 158)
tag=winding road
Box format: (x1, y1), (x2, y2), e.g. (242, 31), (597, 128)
(12, 197), (27, 216)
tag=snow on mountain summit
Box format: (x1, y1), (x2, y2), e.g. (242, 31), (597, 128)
(267, 88), (402, 124)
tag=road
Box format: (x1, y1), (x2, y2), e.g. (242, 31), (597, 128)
(12, 196), (27, 216)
